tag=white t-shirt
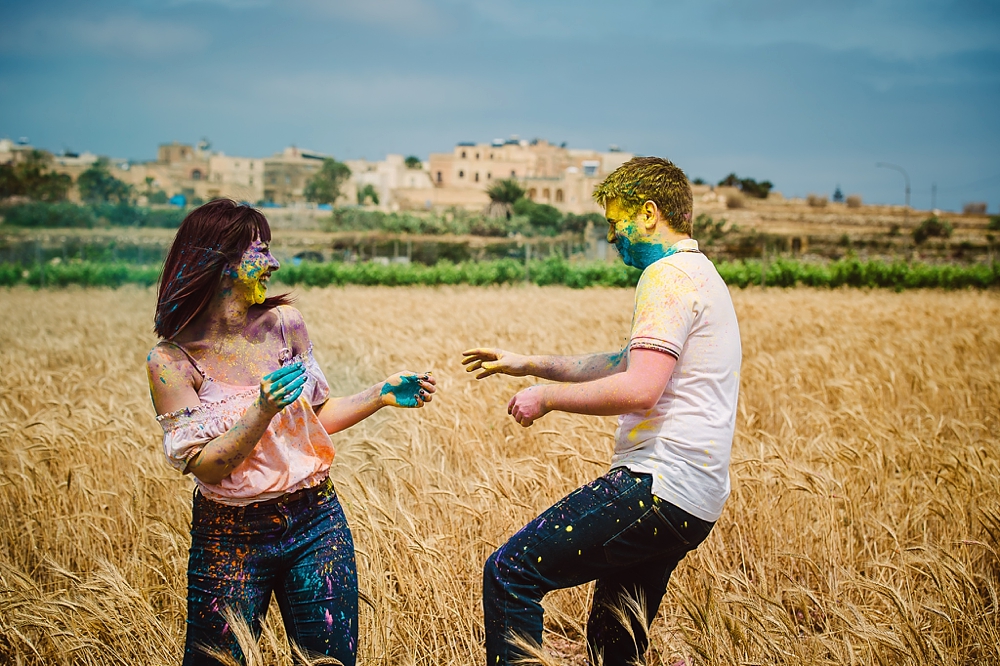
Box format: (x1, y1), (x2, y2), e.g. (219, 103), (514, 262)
(611, 238), (742, 522)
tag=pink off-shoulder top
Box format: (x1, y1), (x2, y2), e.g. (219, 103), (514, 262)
(155, 306), (334, 506)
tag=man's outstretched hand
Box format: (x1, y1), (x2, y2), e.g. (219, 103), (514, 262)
(461, 348), (530, 379)
(508, 385), (549, 427)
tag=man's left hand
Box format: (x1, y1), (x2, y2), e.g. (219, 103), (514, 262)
(508, 385), (549, 427)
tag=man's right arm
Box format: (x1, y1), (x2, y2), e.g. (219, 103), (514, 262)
(461, 347), (627, 383)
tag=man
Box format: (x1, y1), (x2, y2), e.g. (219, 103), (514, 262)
(462, 156), (742, 665)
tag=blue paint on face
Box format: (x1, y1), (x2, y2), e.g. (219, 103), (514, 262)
(380, 374), (422, 407)
(614, 234), (673, 270)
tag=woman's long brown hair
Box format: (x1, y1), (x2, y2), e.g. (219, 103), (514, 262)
(154, 199), (292, 340)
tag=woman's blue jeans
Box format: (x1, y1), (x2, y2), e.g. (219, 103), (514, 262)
(483, 467), (714, 666)
(183, 478), (358, 666)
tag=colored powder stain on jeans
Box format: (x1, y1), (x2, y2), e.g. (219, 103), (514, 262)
(380, 374), (421, 407)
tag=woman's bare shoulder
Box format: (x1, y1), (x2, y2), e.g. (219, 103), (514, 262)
(146, 342), (202, 414)
(147, 342), (204, 382)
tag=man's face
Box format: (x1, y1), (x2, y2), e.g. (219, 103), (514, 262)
(604, 199), (644, 268)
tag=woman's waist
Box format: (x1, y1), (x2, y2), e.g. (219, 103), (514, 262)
(197, 467), (332, 506)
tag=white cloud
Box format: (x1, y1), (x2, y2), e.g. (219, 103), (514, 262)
(0, 15), (210, 59)
(166, 0), (273, 7)
(292, 0), (443, 32)
(253, 69), (495, 114)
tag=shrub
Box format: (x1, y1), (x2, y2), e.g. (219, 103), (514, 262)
(77, 159), (133, 204)
(148, 190), (169, 205)
(963, 202), (987, 215)
(562, 212), (604, 234)
(513, 198), (563, 235)
(718, 173), (773, 199)
(0, 151), (72, 202)
(693, 214), (737, 244)
(846, 194), (862, 208)
(304, 159), (351, 205)
(0, 201), (185, 229)
(987, 216), (1000, 231)
(357, 184), (379, 206)
(913, 216), (953, 244)
(807, 194), (828, 208)
(1, 202), (96, 228)
(726, 193), (745, 209)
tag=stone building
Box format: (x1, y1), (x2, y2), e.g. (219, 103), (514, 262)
(345, 154), (434, 210)
(205, 154), (265, 203)
(262, 146), (329, 205)
(426, 138), (633, 214)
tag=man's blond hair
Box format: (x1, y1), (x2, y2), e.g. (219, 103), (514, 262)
(592, 156), (694, 235)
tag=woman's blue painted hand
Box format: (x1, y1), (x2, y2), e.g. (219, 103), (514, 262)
(381, 371), (436, 408)
(260, 362), (307, 413)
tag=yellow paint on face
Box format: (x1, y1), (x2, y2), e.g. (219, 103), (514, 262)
(234, 240), (278, 305)
(603, 198), (637, 244)
(251, 278), (267, 304)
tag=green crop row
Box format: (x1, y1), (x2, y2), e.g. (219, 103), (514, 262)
(0, 262), (161, 288)
(3, 257), (999, 290)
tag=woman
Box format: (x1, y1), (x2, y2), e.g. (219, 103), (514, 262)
(146, 199), (435, 665)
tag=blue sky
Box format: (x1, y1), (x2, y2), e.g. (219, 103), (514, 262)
(1, 0), (997, 211)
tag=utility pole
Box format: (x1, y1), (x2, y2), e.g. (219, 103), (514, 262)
(876, 162), (911, 226)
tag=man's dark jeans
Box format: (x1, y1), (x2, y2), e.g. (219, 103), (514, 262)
(483, 467), (714, 666)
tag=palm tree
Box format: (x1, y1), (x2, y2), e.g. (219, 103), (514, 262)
(485, 178), (525, 219)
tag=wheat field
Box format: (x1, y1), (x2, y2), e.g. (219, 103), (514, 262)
(1, 285), (998, 666)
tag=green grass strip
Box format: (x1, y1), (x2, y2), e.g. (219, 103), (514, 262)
(2, 257), (999, 290)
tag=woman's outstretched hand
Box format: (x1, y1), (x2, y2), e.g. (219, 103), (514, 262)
(380, 371), (436, 408)
(259, 362), (308, 414)
(461, 348), (529, 379)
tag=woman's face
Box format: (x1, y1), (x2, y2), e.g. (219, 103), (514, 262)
(232, 239), (279, 304)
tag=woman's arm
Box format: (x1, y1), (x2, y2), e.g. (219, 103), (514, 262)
(461, 348), (627, 383)
(506, 348), (676, 427)
(278, 306), (437, 435)
(316, 372), (437, 435)
(147, 346), (307, 485)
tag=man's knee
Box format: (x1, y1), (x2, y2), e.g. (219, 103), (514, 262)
(483, 547), (507, 589)
(484, 542), (533, 592)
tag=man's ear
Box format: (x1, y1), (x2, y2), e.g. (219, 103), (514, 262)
(641, 200), (660, 230)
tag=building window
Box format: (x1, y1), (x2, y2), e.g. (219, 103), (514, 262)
(249, 177), (253, 185)
(555, 189), (564, 202)
(474, 172), (479, 182)
(582, 160), (600, 177)
(475, 152), (479, 159)
(250, 162), (254, 170)
(487, 172), (491, 180)
(461, 151), (466, 158)
(543, 188), (551, 201)
(528, 188), (537, 200)
(458, 170), (464, 178)
(511, 170), (516, 177)
(191, 169), (202, 180)
(436, 171), (442, 183)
